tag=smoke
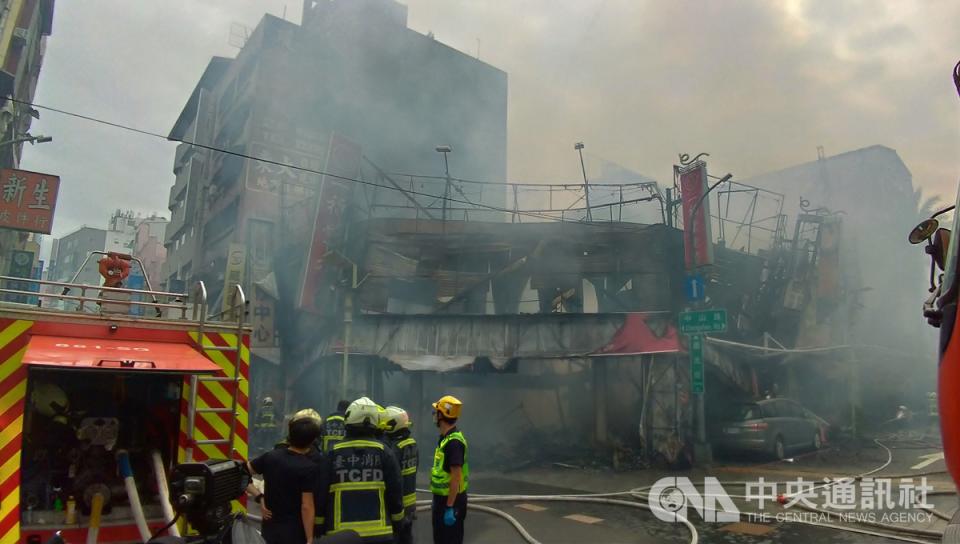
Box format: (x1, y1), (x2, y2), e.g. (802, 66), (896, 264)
(404, 0), (960, 195)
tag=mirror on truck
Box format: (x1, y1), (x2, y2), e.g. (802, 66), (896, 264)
(909, 218), (939, 245)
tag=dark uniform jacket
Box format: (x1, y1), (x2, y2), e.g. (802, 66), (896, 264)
(320, 411), (347, 452)
(387, 429), (419, 515)
(319, 429), (404, 543)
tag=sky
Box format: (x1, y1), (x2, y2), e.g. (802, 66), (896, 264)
(21, 0), (960, 245)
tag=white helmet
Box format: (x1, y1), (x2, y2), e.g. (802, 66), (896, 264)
(345, 397), (381, 429)
(382, 406), (411, 434)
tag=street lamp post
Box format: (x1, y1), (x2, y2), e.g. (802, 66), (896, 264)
(436, 145), (452, 223)
(575, 142), (592, 222)
(0, 133), (52, 148)
(683, 168), (731, 462)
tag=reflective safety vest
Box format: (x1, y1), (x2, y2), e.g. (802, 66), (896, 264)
(391, 434), (419, 510)
(328, 439), (404, 542)
(430, 431), (469, 496)
(322, 414), (347, 452)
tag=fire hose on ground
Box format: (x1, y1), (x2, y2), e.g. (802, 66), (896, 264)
(408, 439), (952, 544)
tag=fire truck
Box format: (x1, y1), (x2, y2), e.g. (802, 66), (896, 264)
(909, 60), (960, 540)
(0, 251), (251, 544)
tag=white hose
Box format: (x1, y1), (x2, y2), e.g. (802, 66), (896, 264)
(151, 451), (180, 537)
(409, 439), (947, 544)
(117, 450), (151, 542)
(416, 502), (543, 544)
(415, 493), (699, 544)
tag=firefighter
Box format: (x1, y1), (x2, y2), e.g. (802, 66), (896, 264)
(320, 400), (350, 453)
(254, 397), (278, 453)
(320, 397), (404, 542)
(430, 395), (468, 544)
(258, 397), (276, 426)
(382, 406), (418, 544)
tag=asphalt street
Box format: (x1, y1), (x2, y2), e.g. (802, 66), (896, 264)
(408, 438), (955, 544)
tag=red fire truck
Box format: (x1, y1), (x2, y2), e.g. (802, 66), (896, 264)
(0, 251), (251, 544)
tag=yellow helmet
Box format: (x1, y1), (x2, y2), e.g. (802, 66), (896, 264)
(382, 406), (411, 433)
(291, 408), (322, 425)
(432, 395), (462, 419)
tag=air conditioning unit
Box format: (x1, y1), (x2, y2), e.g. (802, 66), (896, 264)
(11, 27), (28, 47)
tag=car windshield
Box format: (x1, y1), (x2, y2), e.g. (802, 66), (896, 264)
(737, 404), (764, 421)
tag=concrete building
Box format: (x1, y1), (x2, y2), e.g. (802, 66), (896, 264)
(0, 0), (54, 276)
(133, 214), (168, 288)
(737, 145), (934, 419)
(164, 1), (508, 364)
(47, 226), (106, 285)
(737, 145), (924, 349)
(48, 211), (141, 286)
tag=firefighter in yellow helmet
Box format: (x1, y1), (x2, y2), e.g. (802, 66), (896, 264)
(382, 406), (418, 544)
(319, 397), (404, 542)
(431, 395), (468, 544)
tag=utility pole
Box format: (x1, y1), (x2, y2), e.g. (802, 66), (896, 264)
(341, 261), (357, 400)
(436, 145), (452, 223)
(575, 142), (592, 222)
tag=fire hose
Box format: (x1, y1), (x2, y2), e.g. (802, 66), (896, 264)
(410, 439), (949, 544)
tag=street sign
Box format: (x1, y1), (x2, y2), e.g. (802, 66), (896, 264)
(679, 309), (727, 334)
(684, 274), (705, 302)
(690, 333), (705, 394)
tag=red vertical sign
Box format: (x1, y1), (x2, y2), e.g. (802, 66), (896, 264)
(679, 163), (713, 269)
(298, 134), (362, 312)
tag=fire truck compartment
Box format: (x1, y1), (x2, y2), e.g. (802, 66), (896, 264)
(19, 366), (186, 533)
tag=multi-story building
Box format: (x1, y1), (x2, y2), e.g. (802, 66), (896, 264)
(0, 0), (54, 276)
(133, 214), (168, 288)
(48, 211), (142, 286)
(47, 226), (106, 285)
(164, 0), (508, 313)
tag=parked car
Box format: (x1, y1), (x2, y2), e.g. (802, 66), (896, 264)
(717, 398), (825, 460)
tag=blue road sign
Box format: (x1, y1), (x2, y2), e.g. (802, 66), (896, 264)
(684, 274), (705, 302)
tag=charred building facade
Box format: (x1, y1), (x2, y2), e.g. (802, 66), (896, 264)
(163, 1), (508, 388)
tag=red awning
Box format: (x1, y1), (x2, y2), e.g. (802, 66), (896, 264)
(593, 313), (682, 356)
(22, 335), (221, 374)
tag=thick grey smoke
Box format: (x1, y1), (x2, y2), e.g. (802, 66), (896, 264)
(18, 0), (960, 245)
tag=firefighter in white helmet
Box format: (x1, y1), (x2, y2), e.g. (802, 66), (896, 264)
(382, 406), (418, 544)
(318, 397), (404, 542)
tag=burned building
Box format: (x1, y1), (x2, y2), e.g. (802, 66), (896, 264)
(164, 1), (508, 393)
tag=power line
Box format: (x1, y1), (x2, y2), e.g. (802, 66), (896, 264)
(12, 97), (656, 230)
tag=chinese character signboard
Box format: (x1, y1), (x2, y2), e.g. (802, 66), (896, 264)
(299, 134), (362, 313)
(252, 284), (277, 348)
(679, 163), (713, 269)
(0, 169), (60, 234)
(689, 333), (705, 393)
(679, 309), (728, 334)
(222, 243), (246, 316)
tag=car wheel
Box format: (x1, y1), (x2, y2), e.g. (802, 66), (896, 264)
(773, 436), (785, 460)
(813, 431), (822, 450)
